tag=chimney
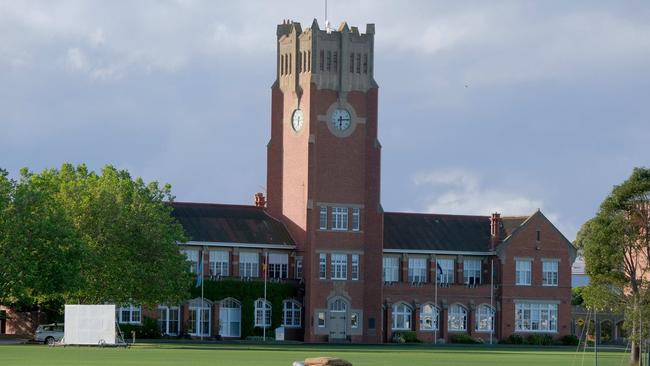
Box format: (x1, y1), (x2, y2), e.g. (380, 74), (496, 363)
(490, 212), (501, 250)
(254, 192), (266, 208)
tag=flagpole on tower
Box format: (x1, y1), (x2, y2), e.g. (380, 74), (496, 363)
(434, 256), (438, 344)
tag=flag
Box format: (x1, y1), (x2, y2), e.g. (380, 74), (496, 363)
(195, 257), (203, 288)
(436, 262), (443, 282)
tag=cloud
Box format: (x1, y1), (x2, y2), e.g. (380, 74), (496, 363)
(414, 169), (543, 216)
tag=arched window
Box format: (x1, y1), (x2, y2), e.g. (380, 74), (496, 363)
(219, 298), (241, 338)
(392, 303), (412, 330)
(254, 299), (271, 328)
(282, 300), (301, 327)
(476, 304), (495, 332)
(420, 304), (439, 331)
(188, 299), (211, 336)
(329, 298), (347, 312)
(448, 304), (468, 331)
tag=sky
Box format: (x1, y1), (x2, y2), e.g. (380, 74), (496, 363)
(1, 0), (649, 241)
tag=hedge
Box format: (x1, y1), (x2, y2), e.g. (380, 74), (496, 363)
(189, 279), (299, 338)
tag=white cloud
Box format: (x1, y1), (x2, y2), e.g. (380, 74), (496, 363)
(414, 169), (543, 216)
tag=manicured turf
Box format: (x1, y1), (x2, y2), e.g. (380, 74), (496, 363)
(0, 343), (628, 366)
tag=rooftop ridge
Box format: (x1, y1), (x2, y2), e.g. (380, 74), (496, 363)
(171, 201), (262, 210)
(384, 211), (490, 219)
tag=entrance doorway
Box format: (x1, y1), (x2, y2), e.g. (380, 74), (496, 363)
(328, 298), (349, 340)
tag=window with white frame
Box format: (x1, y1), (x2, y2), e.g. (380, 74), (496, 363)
(209, 251), (229, 277)
(542, 260), (559, 286)
(254, 299), (272, 328)
(383, 256), (399, 283)
(331, 207), (348, 230)
(282, 300), (301, 327)
(420, 304), (439, 331)
(392, 303), (412, 330)
(329, 298), (347, 312)
(331, 254), (348, 280)
(317, 311), (326, 327)
(436, 258), (454, 284)
(158, 305), (180, 335)
(239, 252), (259, 278)
(319, 253), (327, 279)
(351, 254), (360, 280)
(219, 298), (241, 338)
(295, 256), (303, 280)
(516, 259), (532, 285)
(463, 259), (481, 285)
(187, 299), (211, 336)
(408, 257), (427, 283)
(351, 208), (360, 231)
(268, 253), (288, 279)
(319, 206), (328, 230)
(117, 304), (141, 324)
(181, 249), (199, 274)
(448, 304), (467, 331)
(515, 303), (558, 332)
(475, 304), (495, 332)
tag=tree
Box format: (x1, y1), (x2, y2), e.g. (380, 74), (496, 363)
(0, 164), (191, 310)
(576, 167), (650, 364)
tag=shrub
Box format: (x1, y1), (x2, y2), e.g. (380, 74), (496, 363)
(449, 334), (481, 344)
(560, 335), (580, 346)
(393, 331), (421, 343)
(119, 316), (162, 340)
(506, 334), (524, 344)
(525, 334), (554, 345)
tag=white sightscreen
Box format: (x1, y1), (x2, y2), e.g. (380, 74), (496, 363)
(64, 305), (116, 345)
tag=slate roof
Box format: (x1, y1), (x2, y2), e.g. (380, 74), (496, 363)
(383, 212), (529, 253)
(171, 202), (295, 246)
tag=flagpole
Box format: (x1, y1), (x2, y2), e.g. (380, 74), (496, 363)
(200, 248), (204, 341)
(434, 256), (438, 345)
(490, 258), (494, 345)
(263, 251), (268, 342)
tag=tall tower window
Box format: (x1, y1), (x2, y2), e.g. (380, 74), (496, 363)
(326, 51), (332, 71)
(351, 208), (360, 231)
(333, 51), (338, 71)
(284, 55), (288, 76)
(280, 55), (284, 75)
(332, 207), (349, 230)
(351, 254), (360, 280)
(331, 254), (348, 280)
(289, 54), (292, 74)
(349, 53), (355, 72)
(307, 50), (311, 71)
(356, 54), (361, 73)
(319, 253), (327, 279)
(363, 54), (368, 74)
(302, 51), (306, 73)
(319, 50), (325, 71)
(319, 206), (328, 230)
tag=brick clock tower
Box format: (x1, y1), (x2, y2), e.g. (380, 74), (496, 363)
(267, 19), (383, 343)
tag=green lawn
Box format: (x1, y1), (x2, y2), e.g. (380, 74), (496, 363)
(0, 343), (628, 366)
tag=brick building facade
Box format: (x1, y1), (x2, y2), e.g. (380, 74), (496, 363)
(1, 19), (577, 344)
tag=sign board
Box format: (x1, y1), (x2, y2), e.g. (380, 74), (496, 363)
(64, 304), (116, 345)
(275, 326), (285, 341)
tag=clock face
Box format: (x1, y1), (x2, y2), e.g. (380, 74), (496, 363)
(291, 109), (304, 132)
(330, 108), (351, 131)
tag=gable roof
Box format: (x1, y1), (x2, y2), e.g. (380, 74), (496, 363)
(383, 212), (494, 253)
(497, 210), (578, 262)
(171, 202), (294, 246)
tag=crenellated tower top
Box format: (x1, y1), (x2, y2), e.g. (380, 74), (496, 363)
(276, 19), (377, 97)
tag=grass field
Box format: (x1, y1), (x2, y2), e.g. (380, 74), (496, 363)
(0, 343), (629, 366)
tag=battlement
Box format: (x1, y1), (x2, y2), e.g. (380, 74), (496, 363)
(276, 18), (376, 93)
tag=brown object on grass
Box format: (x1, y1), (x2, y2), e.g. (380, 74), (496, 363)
(304, 357), (352, 366)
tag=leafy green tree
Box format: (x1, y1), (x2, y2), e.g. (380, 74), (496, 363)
(576, 167), (650, 364)
(0, 164), (191, 310)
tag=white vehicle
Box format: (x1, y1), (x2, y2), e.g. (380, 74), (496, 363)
(34, 323), (64, 345)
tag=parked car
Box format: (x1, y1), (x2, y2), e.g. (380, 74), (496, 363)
(34, 323), (64, 345)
